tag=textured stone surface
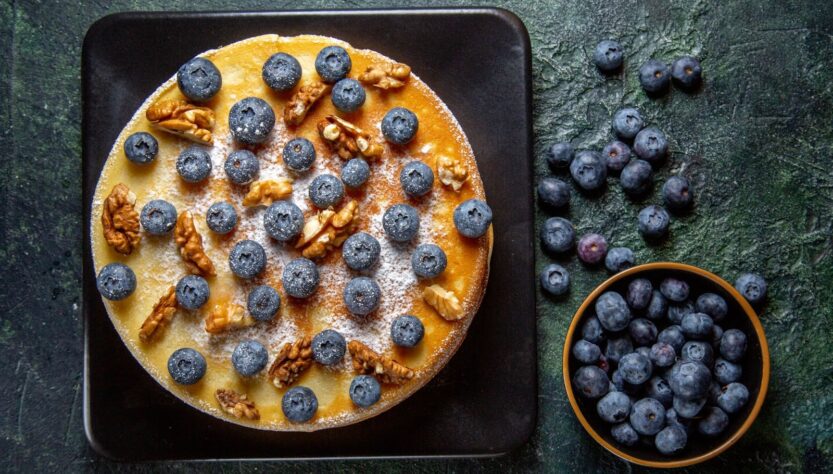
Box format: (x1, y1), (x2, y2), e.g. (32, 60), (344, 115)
(1, 0), (832, 472)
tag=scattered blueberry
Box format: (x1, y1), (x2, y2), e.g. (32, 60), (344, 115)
(175, 275), (209, 310)
(343, 276), (381, 316)
(176, 146), (212, 183)
(572, 339), (602, 364)
(331, 78), (366, 112)
(262, 52), (302, 92)
(619, 352), (653, 385)
(453, 199), (492, 238)
(140, 199), (177, 235)
(540, 263), (570, 296)
(597, 391), (632, 424)
(638, 205), (670, 239)
(662, 176), (693, 212)
(309, 174), (344, 209)
(400, 161), (434, 197)
(698, 406), (729, 436)
(593, 40), (624, 73)
(627, 278), (653, 310)
(573, 365), (610, 399)
(646, 375), (674, 407)
(311, 329), (347, 365)
(719, 329), (747, 362)
(646, 290), (669, 321)
(538, 177), (571, 210)
(341, 232), (381, 271)
(638, 59), (671, 94)
(228, 240), (266, 279)
(282, 258), (319, 298)
(342, 158), (370, 188)
(381, 107), (419, 145)
(696, 293), (728, 322)
(124, 132), (158, 164)
(658, 324), (686, 353)
(633, 127), (669, 164)
(714, 358), (743, 385)
(282, 386), (318, 422)
(605, 336), (634, 364)
(620, 159), (653, 196)
(167, 348), (206, 385)
(578, 233), (608, 265)
(283, 137), (316, 172)
(681, 341), (714, 367)
(232, 339), (268, 376)
(611, 422), (640, 447)
(264, 200), (304, 242)
(612, 108), (645, 140)
(96, 263), (137, 300)
(206, 201), (237, 234)
(596, 291), (631, 332)
(735, 273), (767, 307)
(391, 315), (425, 347)
(411, 244), (447, 278)
(349, 375), (381, 408)
(605, 247), (635, 274)
(681, 312), (714, 340)
(603, 141), (632, 173)
(671, 56), (702, 89)
(547, 142), (575, 170)
(581, 316), (606, 345)
(315, 46), (351, 83)
(668, 300), (695, 324)
(229, 97), (275, 145)
(247, 285), (281, 321)
(629, 398), (666, 436)
(668, 361), (712, 400)
(629, 318), (658, 346)
(383, 203), (420, 242)
(177, 57), (222, 101)
(660, 278), (690, 302)
(570, 151), (607, 191)
(655, 425), (687, 455)
(224, 149), (259, 185)
(540, 217), (575, 254)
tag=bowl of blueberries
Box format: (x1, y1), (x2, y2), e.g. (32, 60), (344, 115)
(562, 262), (770, 468)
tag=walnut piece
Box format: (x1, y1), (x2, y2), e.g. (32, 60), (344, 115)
(101, 183), (141, 255)
(268, 337), (313, 388)
(215, 389), (260, 420)
(204, 303), (254, 334)
(423, 284), (464, 321)
(146, 99), (215, 144)
(295, 200), (358, 259)
(173, 211), (215, 276)
(347, 340), (415, 385)
(242, 179), (293, 207)
(437, 155), (469, 192)
(139, 286), (177, 342)
(284, 81), (328, 126)
(317, 115), (384, 160)
(358, 62), (411, 90)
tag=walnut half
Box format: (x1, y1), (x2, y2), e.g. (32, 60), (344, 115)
(423, 284), (464, 321)
(146, 99), (215, 144)
(284, 81), (328, 127)
(437, 155), (469, 192)
(101, 183), (141, 255)
(317, 116), (384, 160)
(173, 211), (215, 276)
(215, 389), (260, 420)
(295, 200), (358, 259)
(347, 340), (415, 385)
(243, 179), (293, 207)
(358, 62), (411, 90)
(204, 303), (254, 334)
(139, 285), (177, 342)
(268, 337), (313, 388)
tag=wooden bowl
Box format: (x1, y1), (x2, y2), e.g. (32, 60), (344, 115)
(562, 262), (770, 468)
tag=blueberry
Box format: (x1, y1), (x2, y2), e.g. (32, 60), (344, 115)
(629, 318), (658, 346)
(247, 285), (281, 321)
(735, 273), (767, 306)
(714, 358), (743, 385)
(411, 244), (447, 278)
(282, 386), (318, 423)
(311, 329), (347, 365)
(581, 316), (606, 345)
(283, 137), (316, 172)
(540, 263), (570, 296)
(264, 200), (304, 242)
(140, 199), (177, 235)
(620, 159), (653, 196)
(537, 177), (571, 210)
(547, 142), (575, 170)
(649, 342), (676, 368)
(206, 201), (237, 234)
(349, 375), (381, 408)
(612, 108), (645, 140)
(668, 300), (695, 324)
(673, 395), (706, 419)
(721, 383), (750, 415)
(681, 341), (714, 367)
(309, 174), (344, 209)
(228, 240), (266, 279)
(698, 406), (729, 436)
(400, 161), (434, 197)
(572, 365), (610, 399)
(383, 203), (420, 242)
(662, 176), (693, 211)
(696, 293), (728, 322)
(175, 275), (209, 310)
(708, 381), (723, 405)
(343, 276), (381, 316)
(391, 315), (425, 347)
(596, 291), (631, 332)
(682, 312), (714, 340)
(342, 158), (370, 188)
(627, 278), (653, 310)
(540, 217), (575, 254)
(671, 56), (702, 89)
(96, 263), (137, 300)
(229, 97), (275, 145)
(231, 339), (268, 376)
(315, 45), (351, 83)
(711, 324), (725, 349)
(646, 290), (669, 321)
(603, 141), (632, 173)
(659, 278), (689, 302)
(605, 336), (634, 364)
(262, 52), (302, 92)
(629, 398), (666, 436)
(638, 205), (670, 239)
(646, 376), (674, 407)
(719, 329), (748, 362)
(177, 57), (222, 101)
(597, 391), (632, 423)
(593, 40), (624, 73)
(167, 348), (206, 385)
(176, 146), (212, 183)
(569, 151), (607, 191)
(605, 247), (635, 274)
(635, 346), (652, 360)
(638, 59), (671, 93)
(611, 422), (639, 447)
(633, 127), (668, 164)
(665, 408), (693, 434)
(572, 339), (601, 364)
(282, 258), (319, 298)
(331, 78), (366, 112)
(577, 233), (608, 265)
(224, 149), (259, 185)
(342, 232), (381, 271)
(619, 353), (653, 385)
(453, 199), (492, 238)
(382, 107), (419, 145)
(668, 361), (712, 400)
(658, 325), (686, 353)
(124, 132), (158, 164)
(655, 425), (687, 455)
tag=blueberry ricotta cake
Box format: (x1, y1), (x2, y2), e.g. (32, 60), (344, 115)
(90, 34), (493, 430)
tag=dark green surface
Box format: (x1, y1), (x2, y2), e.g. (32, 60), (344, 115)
(1, 0), (832, 472)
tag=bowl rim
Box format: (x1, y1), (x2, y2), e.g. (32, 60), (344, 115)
(562, 262), (770, 468)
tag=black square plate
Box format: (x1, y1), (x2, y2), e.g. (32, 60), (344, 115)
(82, 8), (534, 461)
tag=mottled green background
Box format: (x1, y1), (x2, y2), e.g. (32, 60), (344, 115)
(1, 0), (832, 472)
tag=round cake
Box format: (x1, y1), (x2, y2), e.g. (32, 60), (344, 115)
(90, 34), (493, 431)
